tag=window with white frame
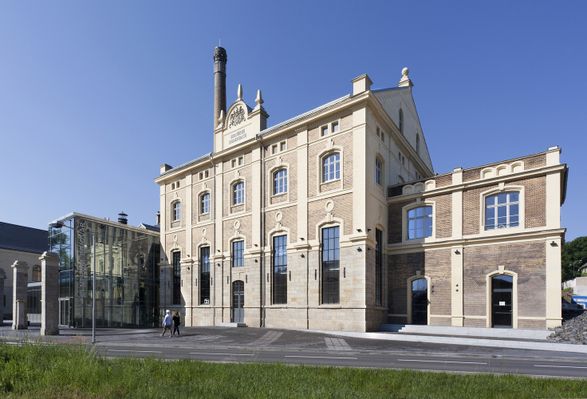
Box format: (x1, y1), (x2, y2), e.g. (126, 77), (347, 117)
(273, 168), (288, 195)
(331, 121), (339, 133)
(232, 240), (244, 267)
(322, 152), (340, 183)
(232, 181), (245, 205)
(407, 206), (432, 240)
(172, 201), (181, 222)
(484, 192), (519, 230)
(375, 157), (383, 185)
(200, 192), (210, 214)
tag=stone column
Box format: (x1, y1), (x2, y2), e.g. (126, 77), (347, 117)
(0, 271), (5, 324)
(40, 252), (60, 335)
(12, 260), (28, 330)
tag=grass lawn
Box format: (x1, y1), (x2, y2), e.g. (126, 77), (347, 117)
(1, 343), (586, 398)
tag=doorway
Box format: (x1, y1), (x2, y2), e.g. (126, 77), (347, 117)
(491, 275), (513, 328)
(232, 280), (244, 323)
(411, 278), (428, 325)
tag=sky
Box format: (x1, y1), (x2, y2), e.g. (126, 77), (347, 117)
(0, 1), (585, 239)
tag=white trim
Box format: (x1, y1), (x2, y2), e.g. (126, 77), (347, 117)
(317, 147), (344, 192)
(229, 178), (246, 207)
(401, 200), (436, 243)
(478, 185), (525, 236)
(485, 269), (518, 329)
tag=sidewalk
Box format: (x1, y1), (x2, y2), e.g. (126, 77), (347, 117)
(316, 324), (587, 355)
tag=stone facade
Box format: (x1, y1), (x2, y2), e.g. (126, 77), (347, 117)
(155, 48), (566, 332)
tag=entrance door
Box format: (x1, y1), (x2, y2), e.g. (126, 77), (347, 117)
(58, 298), (71, 327)
(232, 281), (244, 323)
(491, 275), (513, 328)
(411, 278), (428, 325)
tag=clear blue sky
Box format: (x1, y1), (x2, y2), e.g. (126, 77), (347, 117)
(0, 1), (585, 239)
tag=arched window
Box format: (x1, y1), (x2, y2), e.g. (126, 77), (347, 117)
(375, 157), (383, 185)
(322, 152), (340, 183)
(273, 168), (288, 195)
(171, 201), (181, 221)
(484, 192), (519, 230)
(407, 206), (433, 239)
(200, 192), (210, 214)
(232, 181), (245, 205)
(399, 108), (404, 134)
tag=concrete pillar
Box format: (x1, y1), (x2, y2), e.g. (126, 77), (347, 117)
(40, 252), (60, 335)
(11, 260), (28, 330)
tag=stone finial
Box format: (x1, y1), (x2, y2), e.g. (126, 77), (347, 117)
(237, 83), (243, 100)
(254, 89), (264, 109)
(218, 109), (225, 126)
(398, 67), (413, 87)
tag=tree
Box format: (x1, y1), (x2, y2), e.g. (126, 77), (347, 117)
(562, 236), (587, 282)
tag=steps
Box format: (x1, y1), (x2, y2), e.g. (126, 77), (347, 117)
(380, 324), (550, 340)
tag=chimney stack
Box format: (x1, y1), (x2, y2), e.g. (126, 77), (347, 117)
(118, 211), (128, 225)
(213, 46), (227, 128)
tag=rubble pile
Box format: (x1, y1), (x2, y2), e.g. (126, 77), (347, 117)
(548, 313), (587, 345)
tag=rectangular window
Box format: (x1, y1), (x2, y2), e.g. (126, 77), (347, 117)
(375, 158), (383, 185)
(375, 229), (383, 306)
(231, 159), (236, 168)
(232, 240), (244, 268)
(172, 251), (181, 305)
(200, 247), (210, 305)
(321, 125), (328, 136)
(321, 226), (340, 304)
(238, 156), (244, 166)
(331, 121), (339, 133)
(272, 235), (287, 304)
(280, 140), (287, 151)
(271, 144), (278, 154)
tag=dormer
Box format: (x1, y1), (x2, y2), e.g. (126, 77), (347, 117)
(214, 84), (268, 152)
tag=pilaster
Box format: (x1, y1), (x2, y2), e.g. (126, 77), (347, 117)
(545, 236), (562, 328)
(40, 252), (60, 335)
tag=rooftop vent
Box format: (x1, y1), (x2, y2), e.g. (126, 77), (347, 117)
(118, 211), (128, 225)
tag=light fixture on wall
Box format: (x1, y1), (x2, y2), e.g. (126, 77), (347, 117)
(356, 228), (362, 233)
(357, 247), (363, 252)
(454, 249), (461, 255)
(300, 254), (305, 258)
(550, 241), (558, 247)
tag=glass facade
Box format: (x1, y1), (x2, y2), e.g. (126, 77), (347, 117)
(49, 215), (160, 328)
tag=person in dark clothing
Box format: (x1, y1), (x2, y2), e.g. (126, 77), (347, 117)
(172, 311), (181, 336)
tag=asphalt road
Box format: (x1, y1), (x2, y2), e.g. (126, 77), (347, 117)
(75, 327), (587, 378)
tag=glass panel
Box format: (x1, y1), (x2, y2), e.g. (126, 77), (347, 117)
(272, 235), (287, 305)
(200, 247), (210, 305)
(497, 193), (507, 204)
(321, 226), (340, 304)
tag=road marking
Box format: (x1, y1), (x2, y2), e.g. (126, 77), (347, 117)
(285, 355), (357, 360)
(251, 331), (283, 346)
(107, 349), (162, 354)
(189, 352), (254, 357)
(534, 364), (587, 370)
(325, 337), (352, 351)
(397, 359), (487, 365)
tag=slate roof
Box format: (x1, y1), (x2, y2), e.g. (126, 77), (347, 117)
(139, 223), (160, 233)
(0, 222), (48, 254)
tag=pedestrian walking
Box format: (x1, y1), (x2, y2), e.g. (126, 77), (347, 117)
(172, 311), (181, 336)
(161, 309), (172, 337)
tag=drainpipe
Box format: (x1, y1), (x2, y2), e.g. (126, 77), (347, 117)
(258, 135), (266, 327)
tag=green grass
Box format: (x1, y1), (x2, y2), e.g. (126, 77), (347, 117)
(0, 344), (586, 398)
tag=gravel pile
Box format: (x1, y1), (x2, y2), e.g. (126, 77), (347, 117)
(548, 312), (587, 344)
